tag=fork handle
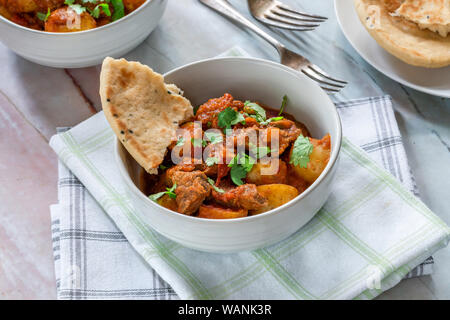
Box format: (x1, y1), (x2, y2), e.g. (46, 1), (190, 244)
(199, 0), (284, 52)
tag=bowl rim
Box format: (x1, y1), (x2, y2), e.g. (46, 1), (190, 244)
(115, 56), (342, 225)
(0, 0), (157, 35)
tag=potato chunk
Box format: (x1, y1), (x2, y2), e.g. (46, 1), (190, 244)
(198, 204), (248, 219)
(246, 159), (287, 185)
(45, 7), (96, 32)
(290, 134), (331, 184)
(157, 195), (178, 212)
(251, 184), (299, 215)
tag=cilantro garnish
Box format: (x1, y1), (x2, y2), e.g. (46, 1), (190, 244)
(250, 145), (271, 159)
(36, 8), (51, 22)
(89, 3), (111, 18)
(290, 135), (313, 168)
(244, 101), (266, 123)
(64, 0), (75, 5)
(193, 105), (200, 115)
(279, 95), (287, 115)
(159, 164), (168, 170)
(149, 183), (177, 202)
(207, 177), (225, 193)
(228, 153), (255, 186)
(111, 0), (125, 21)
(204, 131), (223, 145)
(260, 116), (284, 126)
(205, 157), (219, 167)
(191, 138), (207, 147)
(176, 137), (185, 146)
(218, 108), (245, 130)
(229, 166), (247, 186)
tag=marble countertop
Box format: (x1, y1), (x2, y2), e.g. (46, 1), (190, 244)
(0, 0), (449, 299)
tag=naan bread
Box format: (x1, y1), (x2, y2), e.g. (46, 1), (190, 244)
(100, 57), (194, 174)
(354, 0), (450, 68)
(396, 0), (450, 37)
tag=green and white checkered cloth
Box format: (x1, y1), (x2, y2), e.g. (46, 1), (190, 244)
(49, 49), (449, 300)
(49, 111), (450, 300)
(49, 112), (449, 299)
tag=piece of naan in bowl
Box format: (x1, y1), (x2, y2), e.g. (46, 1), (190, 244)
(100, 57), (193, 174)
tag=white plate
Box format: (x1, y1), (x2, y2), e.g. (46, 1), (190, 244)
(335, 0), (450, 98)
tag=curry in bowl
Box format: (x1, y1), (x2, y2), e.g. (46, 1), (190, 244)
(0, 0), (145, 32)
(140, 93), (331, 219)
(99, 57), (331, 220)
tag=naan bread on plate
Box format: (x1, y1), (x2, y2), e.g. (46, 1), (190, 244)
(100, 57), (194, 174)
(395, 0), (450, 37)
(354, 0), (450, 68)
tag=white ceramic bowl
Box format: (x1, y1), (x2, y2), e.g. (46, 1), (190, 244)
(0, 0), (167, 68)
(115, 57), (342, 253)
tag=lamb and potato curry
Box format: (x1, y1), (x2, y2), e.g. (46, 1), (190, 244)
(141, 93), (331, 220)
(0, 0), (145, 31)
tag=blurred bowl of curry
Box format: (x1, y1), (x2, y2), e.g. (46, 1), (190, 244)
(0, 0), (167, 68)
(115, 57), (342, 253)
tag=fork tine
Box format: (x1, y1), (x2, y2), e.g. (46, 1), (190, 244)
(264, 13), (320, 29)
(309, 65), (348, 84)
(302, 68), (346, 89)
(276, 3), (328, 20)
(271, 7), (326, 23)
(320, 86), (340, 94)
(258, 17), (317, 31)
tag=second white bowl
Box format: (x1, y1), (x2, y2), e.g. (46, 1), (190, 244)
(0, 0), (167, 68)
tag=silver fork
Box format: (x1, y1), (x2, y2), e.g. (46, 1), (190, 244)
(248, 0), (327, 31)
(199, 0), (347, 93)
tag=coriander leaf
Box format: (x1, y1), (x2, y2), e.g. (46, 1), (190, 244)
(241, 153), (255, 172)
(159, 164), (168, 170)
(64, 0), (75, 5)
(111, 0), (124, 21)
(68, 4), (86, 14)
(204, 131), (223, 144)
(176, 137), (185, 146)
(205, 157), (218, 167)
(290, 135), (313, 168)
(193, 105), (200, 115)
(260, 116), (284, 126)
(244, 101), (266, 122)
(165, 183), (177, 199)
(252, 146), (271, 159)
(228, 153), (255, 186)
(191, 138), (207, 147)
(218, 108), (236, 129)
(207, 177), (225, 193)
(231, 112), (246, 126)
(149, 191), (165, 202)
(218, 108), (245, 130)
(149, 183), (177, 202)
(279, 95), (287, 115)
(230, 165), (247, 186)
(82, 0), (99, 3)
(36, 8), (51, 22)
(90, 3), (111, 18)
(207, 121), (212, 128)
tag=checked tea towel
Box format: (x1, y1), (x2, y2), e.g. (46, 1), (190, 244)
(50, 97), (449, 300)
(49, 49), (449, 300)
